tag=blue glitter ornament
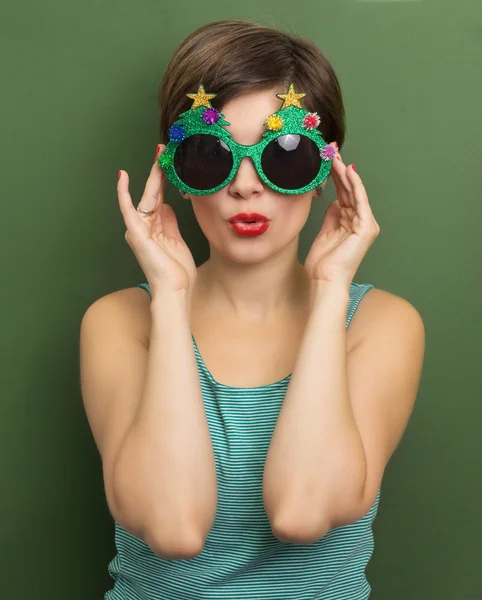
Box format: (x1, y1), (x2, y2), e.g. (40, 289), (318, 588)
(169, 125), (186, 143)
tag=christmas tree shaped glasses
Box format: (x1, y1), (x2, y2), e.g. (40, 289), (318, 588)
(159, 84), (338, 196)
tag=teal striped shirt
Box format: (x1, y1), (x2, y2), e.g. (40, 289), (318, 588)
(105, 281), (380, 599)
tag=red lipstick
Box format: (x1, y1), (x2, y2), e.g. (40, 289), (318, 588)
(228, 212), (270, 237)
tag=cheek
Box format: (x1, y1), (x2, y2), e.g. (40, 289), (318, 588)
(190, 196), (222, 236)
(277, 193), (313, 229)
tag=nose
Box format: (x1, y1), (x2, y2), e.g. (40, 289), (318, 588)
(228, 157), (264, 200)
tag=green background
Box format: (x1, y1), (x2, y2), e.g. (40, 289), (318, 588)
(1, 1), (481, 598)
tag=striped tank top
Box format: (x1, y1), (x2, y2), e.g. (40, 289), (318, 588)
(105, 281), (380, 600)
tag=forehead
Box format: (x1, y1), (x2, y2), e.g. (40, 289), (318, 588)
(220, 88), (281, 145)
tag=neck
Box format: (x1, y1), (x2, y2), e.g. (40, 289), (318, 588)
(193, 238), (312, 320)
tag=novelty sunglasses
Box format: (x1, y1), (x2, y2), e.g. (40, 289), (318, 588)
(158, 84), (338, 196)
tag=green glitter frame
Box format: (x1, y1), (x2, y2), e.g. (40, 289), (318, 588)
(158, 104), (334, 196)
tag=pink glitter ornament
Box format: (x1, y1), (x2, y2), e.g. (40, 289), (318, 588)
(320, 144), (338, 161)
(202, 107), (221, 125)
(302, 112), (320, 130)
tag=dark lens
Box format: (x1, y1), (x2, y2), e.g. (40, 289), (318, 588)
(261, 134), (321, 190)
(174, 134), (233, 191)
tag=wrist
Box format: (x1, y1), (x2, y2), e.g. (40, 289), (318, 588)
(306, 282), (350, 335)
(150, 288), (192, 323)
(310, 279), (351, 307)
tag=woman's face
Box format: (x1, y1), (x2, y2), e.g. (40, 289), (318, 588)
(187, 87), (324, 265)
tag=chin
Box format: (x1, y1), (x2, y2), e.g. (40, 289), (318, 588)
(216, 240), (271, 264)
(212, 232), (297, 265)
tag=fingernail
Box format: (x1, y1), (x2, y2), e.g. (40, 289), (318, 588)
(333, 141), (339, 149)
(336, 155), (341, 161)
(156, 144), (161, 159)
(351, 164), (356, 172)
(118, 170), (122, 180)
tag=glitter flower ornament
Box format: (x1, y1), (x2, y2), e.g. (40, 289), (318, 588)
(265, 114), (285, 131)
(302, 112), (321, 130)
(158, 153), (173, 169)
(168, 125), (186, 143)
(202, 107), (221, 125)
(320, 144), (338, 161)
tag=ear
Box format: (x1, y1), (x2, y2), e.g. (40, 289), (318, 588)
(312, 184), (323, 199)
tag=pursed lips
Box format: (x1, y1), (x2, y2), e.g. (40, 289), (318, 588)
(228, 212), (269, 223)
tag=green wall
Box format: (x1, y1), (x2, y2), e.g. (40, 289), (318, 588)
(1, 1), (481, 598)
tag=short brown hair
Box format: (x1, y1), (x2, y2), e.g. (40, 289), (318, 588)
(158, 19), (345, 149)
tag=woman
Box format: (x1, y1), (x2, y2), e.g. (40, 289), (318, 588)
(80, 19), (425, 599)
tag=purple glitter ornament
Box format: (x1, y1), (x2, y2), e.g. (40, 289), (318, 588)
(202, 107), (221, 125)
(320, 144), (337, 161)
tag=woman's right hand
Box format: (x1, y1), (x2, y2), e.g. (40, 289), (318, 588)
(118, 145), (197, 295)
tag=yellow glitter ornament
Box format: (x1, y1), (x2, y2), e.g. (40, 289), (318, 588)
(276, 84), (306, 110)
(186, 85), (217, 110)
(265, 114), (285, 131)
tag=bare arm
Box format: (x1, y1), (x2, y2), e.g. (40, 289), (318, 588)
(80, 287), (217, 559)
(263, 283), (425, 543)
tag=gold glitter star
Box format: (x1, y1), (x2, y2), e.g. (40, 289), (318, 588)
(276, 84), (306, 110)
(186, 85), (216, 110)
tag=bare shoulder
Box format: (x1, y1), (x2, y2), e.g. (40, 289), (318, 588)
(79, 286), (153, 462)
(348, 286), (425, 351)
(82, 286), (152, 346)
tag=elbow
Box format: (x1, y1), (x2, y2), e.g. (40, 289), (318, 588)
(112, 510), (208, 560)
(107, 473), (210, 560)
(268, 508), (333, 544)
(110, 499), (209, 560)
(143, 524), (207, 560)
(267, 498), (367, 544)
(271, 517), (332, 545)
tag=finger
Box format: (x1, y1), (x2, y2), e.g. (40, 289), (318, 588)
(317, 199), (342, 237)
(345, 165), (374, 225)
(160, 203), (184, 240)
(137, 144), (167, 214)
(330, 154), (355, 209)
(117, 170), (143, 232)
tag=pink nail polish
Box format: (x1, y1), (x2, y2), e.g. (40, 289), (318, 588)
(156, 144), (161, 159)
(351, 164), (356, 172)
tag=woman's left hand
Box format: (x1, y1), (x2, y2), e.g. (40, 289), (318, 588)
(304, 149), (380, 290)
